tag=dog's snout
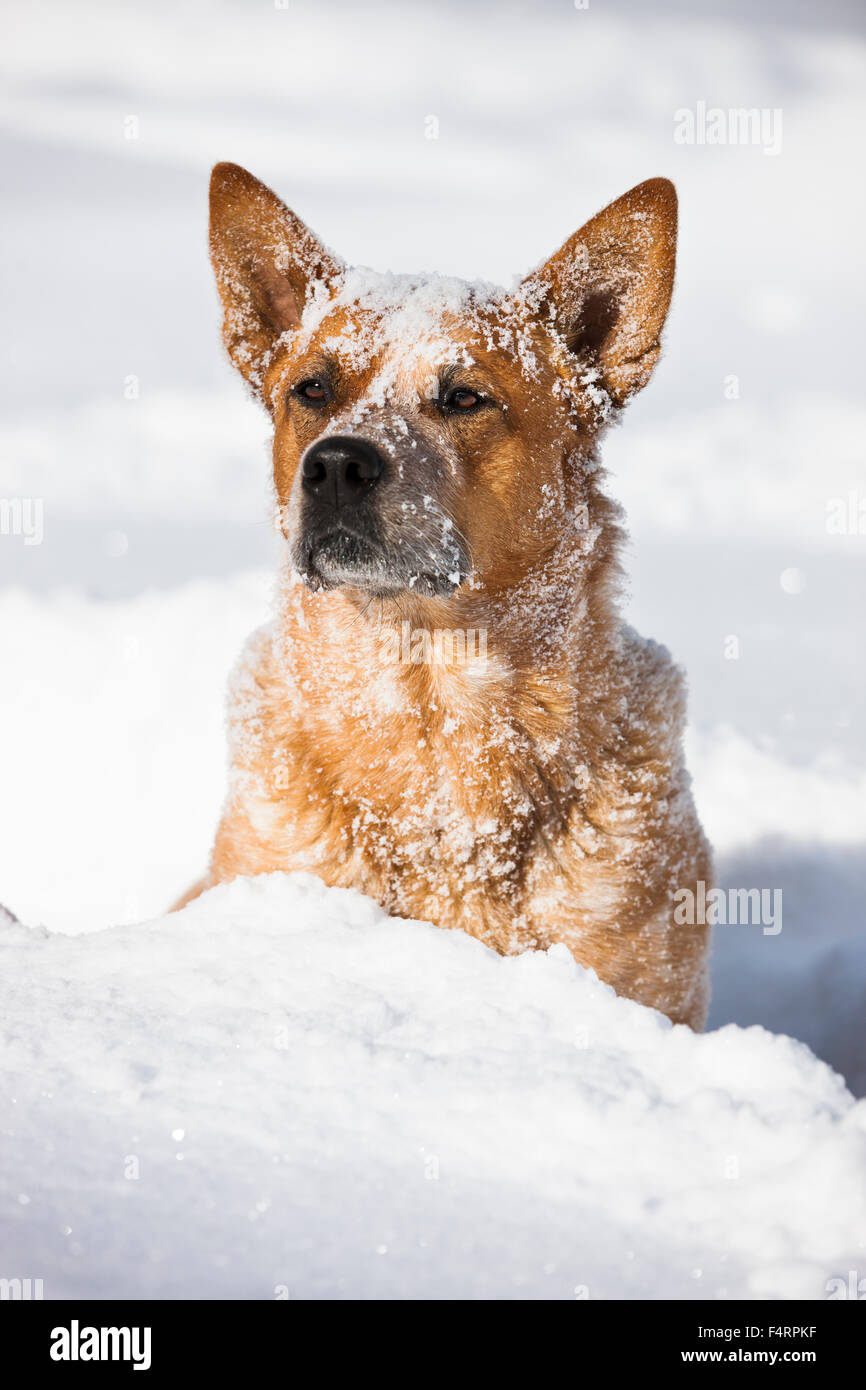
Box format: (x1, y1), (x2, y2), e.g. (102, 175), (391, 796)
(302, 436), (385, 510)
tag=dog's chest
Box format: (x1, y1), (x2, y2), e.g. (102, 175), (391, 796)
(247, 721), (538, 885)
(227, 642), (581, 939)
(241, 755), (575, 953)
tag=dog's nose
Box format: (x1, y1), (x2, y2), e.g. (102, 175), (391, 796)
(301, 436), (385, 510)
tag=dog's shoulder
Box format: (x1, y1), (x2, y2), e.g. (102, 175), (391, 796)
(228, 621), (276, 703)
(224, 620), (283, 761)
(615, 622), (688, 740)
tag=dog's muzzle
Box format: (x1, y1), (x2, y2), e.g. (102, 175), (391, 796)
(294, 433), (468, 598)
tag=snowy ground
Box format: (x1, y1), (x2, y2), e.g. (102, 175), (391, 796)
(3, 873), (865, 1300)
(1, 0), (865, 1298)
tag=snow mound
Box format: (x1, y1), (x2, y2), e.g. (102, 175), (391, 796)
(2, 872), (864, 1300)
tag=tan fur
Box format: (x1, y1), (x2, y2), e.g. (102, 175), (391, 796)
(181, 163), (712, 1029)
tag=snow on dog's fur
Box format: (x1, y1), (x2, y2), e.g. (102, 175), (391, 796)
(179, 163), (712, 1028)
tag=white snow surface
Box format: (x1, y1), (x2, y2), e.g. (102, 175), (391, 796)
(2, 871), (864, 1301)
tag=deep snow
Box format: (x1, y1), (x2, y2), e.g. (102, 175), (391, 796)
(2, 872), (865, 1301)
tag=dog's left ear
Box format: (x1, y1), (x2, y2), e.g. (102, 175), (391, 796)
(523, 178), (677, 407)
(209, 162), (343, 394)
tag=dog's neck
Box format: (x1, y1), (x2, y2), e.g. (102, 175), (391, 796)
(275, 522), (621, 787)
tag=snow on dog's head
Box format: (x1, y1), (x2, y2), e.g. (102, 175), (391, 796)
(209, 162), (677, 607)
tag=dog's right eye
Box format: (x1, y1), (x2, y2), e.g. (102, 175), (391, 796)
(294, 378), (329, 403)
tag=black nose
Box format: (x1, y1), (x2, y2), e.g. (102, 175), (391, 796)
(301, 436), (385, 510)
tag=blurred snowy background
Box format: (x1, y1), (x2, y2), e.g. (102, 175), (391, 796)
(1, 0), (864, 1101)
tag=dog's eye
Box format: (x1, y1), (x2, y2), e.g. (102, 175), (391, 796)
(294, 378), (329, 403)
(442, 387), (482, 413)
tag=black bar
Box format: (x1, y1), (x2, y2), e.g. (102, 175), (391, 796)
(2, 1298), (862, 1376)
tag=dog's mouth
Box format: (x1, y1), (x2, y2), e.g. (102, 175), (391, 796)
(300, 528), (464, 599)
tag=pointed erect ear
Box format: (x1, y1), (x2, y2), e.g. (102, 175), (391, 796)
(209, 162), (342, 393)
(523, 178), (677, 408)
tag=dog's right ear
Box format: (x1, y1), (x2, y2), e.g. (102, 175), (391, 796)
(209, 163), (342, 394)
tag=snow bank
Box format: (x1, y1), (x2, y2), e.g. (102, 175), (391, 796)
(2, 872), (864, 1300)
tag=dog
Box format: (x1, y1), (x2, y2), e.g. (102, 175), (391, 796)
(177, 162), (712, 1029)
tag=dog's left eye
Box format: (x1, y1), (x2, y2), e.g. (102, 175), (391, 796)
(294, 378), (329, 403)
(442, 387), (482, 413)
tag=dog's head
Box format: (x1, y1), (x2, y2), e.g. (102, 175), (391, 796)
(209, 163), (676, 604)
